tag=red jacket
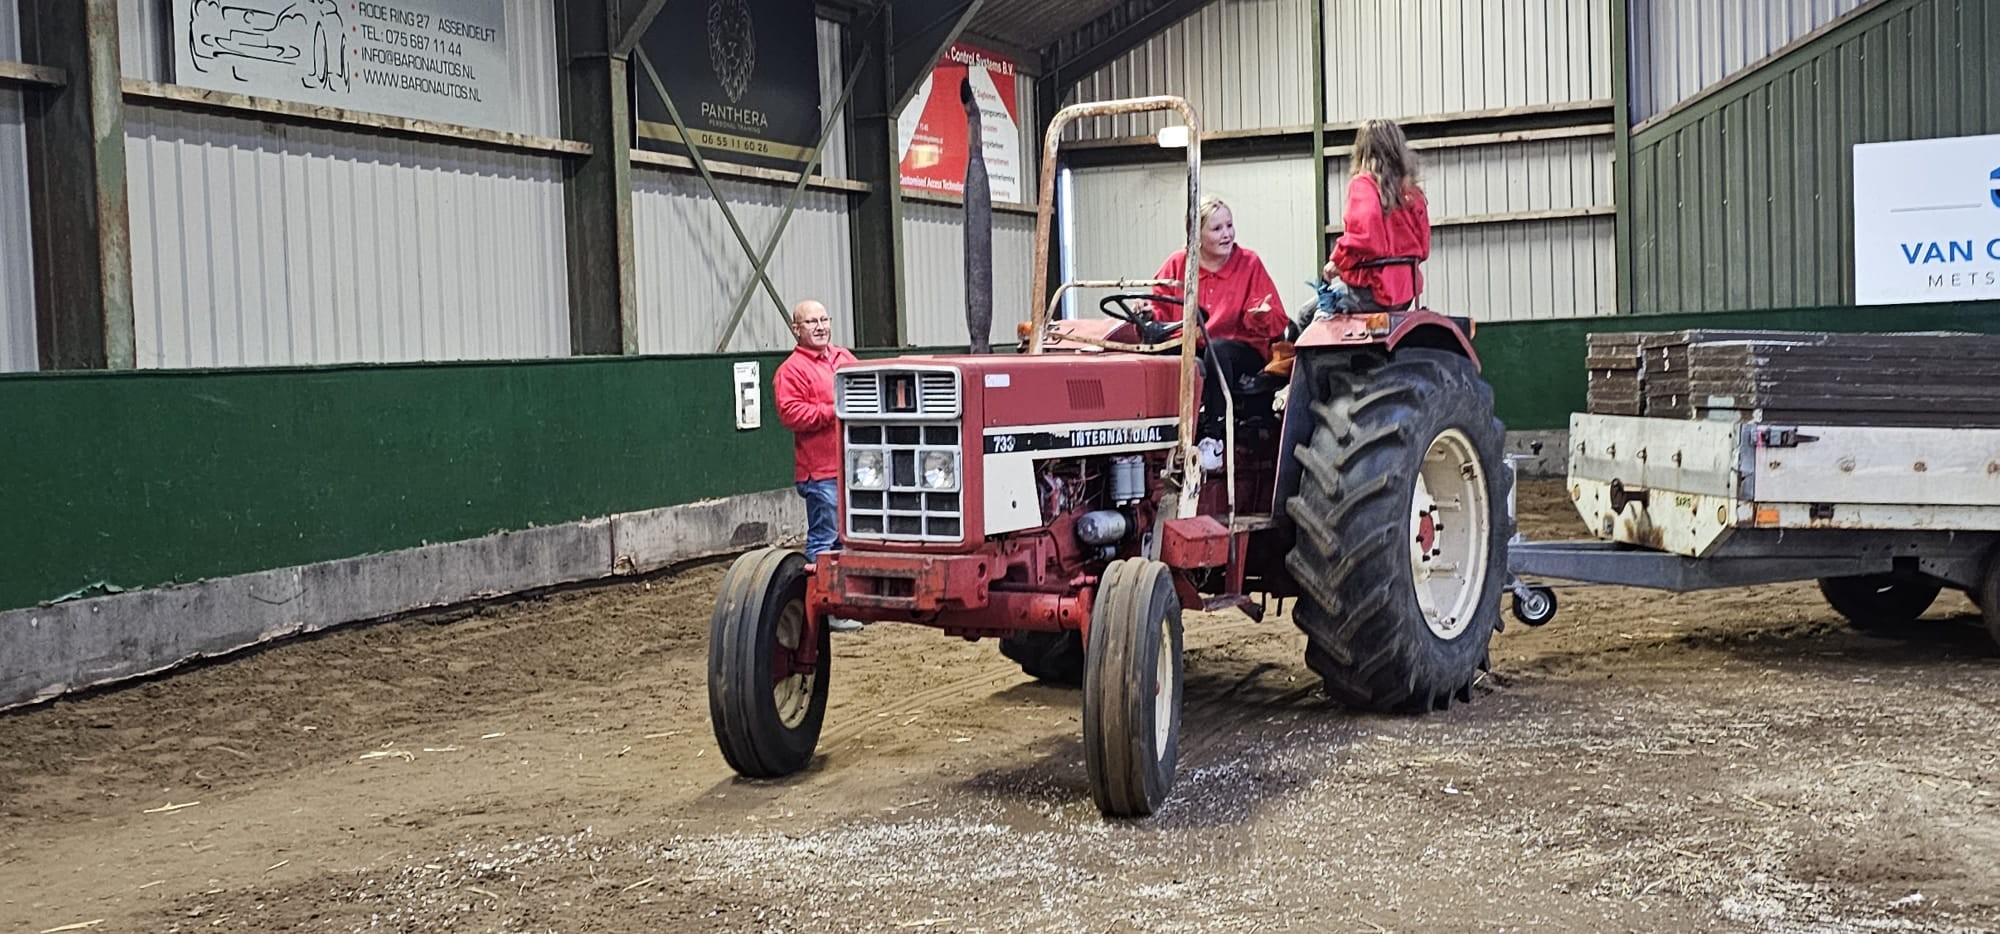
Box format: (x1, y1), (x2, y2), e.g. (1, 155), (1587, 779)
(1330, 175), (1431, 308)
(1150, 245), (1288, 359)
(775, 344), (856, 482)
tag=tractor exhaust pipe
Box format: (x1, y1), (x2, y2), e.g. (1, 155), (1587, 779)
(961, 77), (993, 354)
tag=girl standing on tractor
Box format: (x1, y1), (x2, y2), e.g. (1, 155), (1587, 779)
(1321, 119), (1432, 313)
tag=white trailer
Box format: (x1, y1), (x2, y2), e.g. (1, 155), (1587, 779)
(1507, 413), (2000, 646)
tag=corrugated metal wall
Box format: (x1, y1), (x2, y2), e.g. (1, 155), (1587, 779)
(1628, 0), (1997, 314)
(1, 2), (35, 372)
(1629, 0), (1872, 124)
(118, 0), (563, 136)
(1065, 0), (1314, 139)
(125, 104), (572, 367)
(1324, 0), (1612, 122)
(631, 171), (856, 354)
(1328, 133), (1616, 320)
(816, 18), (850, 179)
(901, 205), (1038, 347)
(1066, 156), (1322, 315)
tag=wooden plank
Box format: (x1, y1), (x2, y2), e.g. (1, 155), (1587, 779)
(0, 60), (67, 88)
(120, 79), (593, 157)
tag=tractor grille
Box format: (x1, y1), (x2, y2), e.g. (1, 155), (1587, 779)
(837, 367), (961, 419)
(837, 367), (965, 543)
(843, 422), (964, 542)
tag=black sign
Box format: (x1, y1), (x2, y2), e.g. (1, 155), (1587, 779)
(983, 424), (1179, 455)
(632, 0), (823, 170)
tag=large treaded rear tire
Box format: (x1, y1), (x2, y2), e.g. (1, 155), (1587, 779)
(1817, 575), (1941, 634)
(708, 547), (830, 777)
(1283, 348), (1512, 712)
(1083, 558), (1183, 818)
(999, 631), (1086, 685)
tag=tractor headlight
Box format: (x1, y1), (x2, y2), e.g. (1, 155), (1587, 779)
(850, 450), (885, 490)
(921, 450), (957, 490)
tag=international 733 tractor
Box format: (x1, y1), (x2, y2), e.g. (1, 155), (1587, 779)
(709, 97), (1512, 817)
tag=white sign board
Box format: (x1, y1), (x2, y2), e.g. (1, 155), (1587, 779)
(1854, 133), (2000, 305)
(172, 0), (515, 132)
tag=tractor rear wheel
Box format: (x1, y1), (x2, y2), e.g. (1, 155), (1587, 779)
(999, 631), (1086, 685)
(1817, 575), (1941, 634)
(708, 547), (830, 777)
(1083, 558), (1183, 818)
(1284, 348), (1512, 712)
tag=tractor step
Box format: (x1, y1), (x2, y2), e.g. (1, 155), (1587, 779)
(1229, 514), (1277, 532)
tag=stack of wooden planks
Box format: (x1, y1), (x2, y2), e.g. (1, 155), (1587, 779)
(1583, 330), (2000, 427)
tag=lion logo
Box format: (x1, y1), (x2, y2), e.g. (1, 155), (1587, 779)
(707, 0), (756, 103)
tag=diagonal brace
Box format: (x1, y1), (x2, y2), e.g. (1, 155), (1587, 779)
(633, 49), (789, 325)
(711, 41), (873, 352)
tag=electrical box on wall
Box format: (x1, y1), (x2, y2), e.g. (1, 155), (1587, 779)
(733, 361), (761, 430)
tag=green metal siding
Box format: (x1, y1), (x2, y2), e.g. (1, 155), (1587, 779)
(1628, 0), (1998, 314)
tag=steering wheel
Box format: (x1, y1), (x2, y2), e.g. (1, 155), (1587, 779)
(1097, 292), (1181, 330)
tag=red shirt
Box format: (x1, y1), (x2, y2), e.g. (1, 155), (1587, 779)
(775, 344), (857, 482)
(1330, 175), (1431, 308)
(1149, 245), (1287, 359)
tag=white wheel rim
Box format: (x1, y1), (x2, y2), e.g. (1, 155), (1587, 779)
(1409, 429), (1492, 641)
(772, 601), (815, 729)
(1153, 617), (1175, 758)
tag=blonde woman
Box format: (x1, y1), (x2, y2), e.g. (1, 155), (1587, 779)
(1322, 119), (1432, 311)
(1149, 196), (1288, 360)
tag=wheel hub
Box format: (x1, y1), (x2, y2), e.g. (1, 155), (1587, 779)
(771, 602), (816, 728)
(1408, 429), (1492, 641)
(1153, 617), (1174, 759)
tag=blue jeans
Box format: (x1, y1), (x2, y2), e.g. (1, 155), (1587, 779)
(796, 478), (840, 560)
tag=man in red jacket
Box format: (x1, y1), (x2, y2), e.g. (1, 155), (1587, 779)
(774, 299), (863, 631)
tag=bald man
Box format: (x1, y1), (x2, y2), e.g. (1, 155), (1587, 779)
(773, 300), (863, 631)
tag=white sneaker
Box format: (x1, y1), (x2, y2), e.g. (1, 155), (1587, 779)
(826, 616), (865, 633)
(1197, 437), (1225, 472)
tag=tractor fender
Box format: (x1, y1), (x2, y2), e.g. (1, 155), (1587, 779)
(1292, 310), (1482, 370)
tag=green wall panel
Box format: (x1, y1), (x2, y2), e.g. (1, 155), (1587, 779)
(1477, 301), (2000, 431)
(0, 354), (806, 612)
(1628, 0), (1998, 314)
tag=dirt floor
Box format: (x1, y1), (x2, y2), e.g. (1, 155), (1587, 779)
(3, 479), (1998, 933)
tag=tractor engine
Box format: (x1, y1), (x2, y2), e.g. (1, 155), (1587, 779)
(820, 353), (1184, 635)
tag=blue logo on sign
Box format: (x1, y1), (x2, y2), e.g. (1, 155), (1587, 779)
(1992, 166), (2000, 208)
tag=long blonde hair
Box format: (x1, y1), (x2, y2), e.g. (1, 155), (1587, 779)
(1352, 119), (1419, 212)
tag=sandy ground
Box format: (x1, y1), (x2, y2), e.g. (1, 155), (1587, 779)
(3, 480), (1998, 933)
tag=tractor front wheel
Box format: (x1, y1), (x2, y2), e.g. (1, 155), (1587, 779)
(1284, 348), (1512, 712)
(708, 547), (830, 777)
(999, 631), (1086, 685)
(1083, 558), (1184, 818)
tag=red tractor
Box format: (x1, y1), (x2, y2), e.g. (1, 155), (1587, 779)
(709, 97), (1511, 817)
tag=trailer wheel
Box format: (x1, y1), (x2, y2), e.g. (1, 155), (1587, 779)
(1083, 558), (1183, 818)
(1511, 586), (1558, 627)
(999, 631), (1086, 686)
(1978, 554), (2000, 651)
(708, 547), (829, 778)
(1816, 575), (1941, 634)
(1283, 348), (1513, 712)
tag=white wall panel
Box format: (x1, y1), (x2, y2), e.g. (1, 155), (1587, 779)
(815, 18), (849, 179)
(125, 104), (571, 368)
(1324, 135), (1615, 321)
(119, 0), (563, 136)
(632, 169), (855, 354)
(1067, 155), (1321, 317)
(1065, 0), (1314, 140)
(1422, 216), (1616, 322)
(1323, 0), (1611, 123)
(1326, 134), (1614, 224)
(0, 89), (34, 372)
(1629, 0), (1871, 123)
(1, 0), (19, 57)
(902, 204), (1036, 347)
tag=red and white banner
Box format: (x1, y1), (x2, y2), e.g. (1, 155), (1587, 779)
(897, 44), (1022, 204)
